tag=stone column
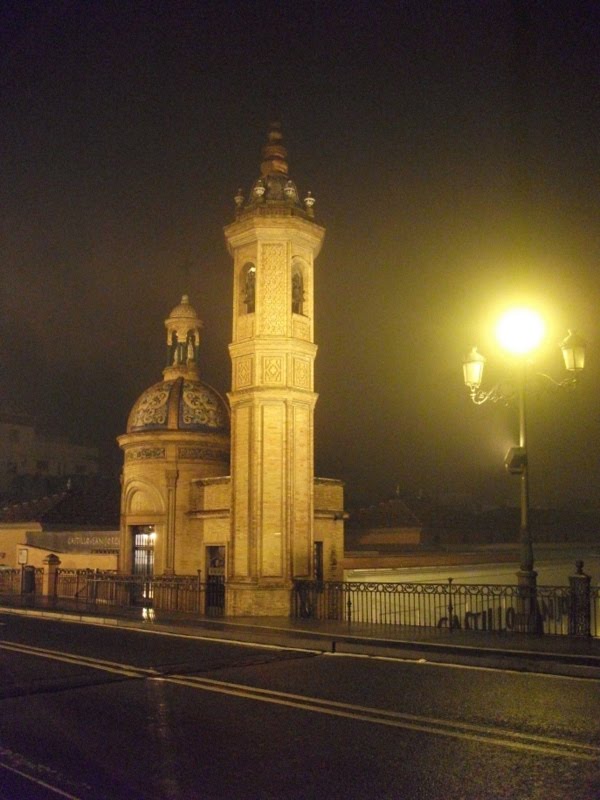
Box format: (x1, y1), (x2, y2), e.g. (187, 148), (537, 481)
(165, 470), (178, 574)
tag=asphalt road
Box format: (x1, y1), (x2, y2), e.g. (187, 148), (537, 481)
(0, 613), (598, 800)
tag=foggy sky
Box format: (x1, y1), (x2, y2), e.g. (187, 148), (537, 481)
(1, 1), (599, 509)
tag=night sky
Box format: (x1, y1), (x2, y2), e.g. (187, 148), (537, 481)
(1, 1), (599, 509)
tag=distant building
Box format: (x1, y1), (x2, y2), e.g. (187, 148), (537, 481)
(0, 480), (119, 569)
(118, 124), (346, 615)
(346, 492), (600, 565)
(0, 407), (98, 502)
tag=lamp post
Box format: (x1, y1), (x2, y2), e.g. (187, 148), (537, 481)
(463, 310), (586, 633)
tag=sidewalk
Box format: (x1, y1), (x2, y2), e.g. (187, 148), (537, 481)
(2, 598), (600, 679)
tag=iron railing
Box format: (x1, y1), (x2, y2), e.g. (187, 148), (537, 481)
(2, 568), (597, 635)
(293, 580), (600, 637)
(56, 570), (140, 607)
(0, 569), (223, 617)
(0, 567), (43, 595)
(52, 570), (223, 616)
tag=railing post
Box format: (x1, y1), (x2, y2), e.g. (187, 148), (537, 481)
(346, 593), (352, 625)
(42, 554), (61, 602)
(92, 569), (99, 603)
(569, 560), (591, 637)
(447, 578), (454, 632)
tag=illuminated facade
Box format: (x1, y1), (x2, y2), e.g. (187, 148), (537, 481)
(118, 125), (345, 615)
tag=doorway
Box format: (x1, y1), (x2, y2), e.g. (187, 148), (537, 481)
(206, 545), (225, 616)
(132, 525), (155, 604)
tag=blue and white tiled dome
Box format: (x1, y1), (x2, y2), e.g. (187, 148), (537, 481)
(127, 377), (229, 434)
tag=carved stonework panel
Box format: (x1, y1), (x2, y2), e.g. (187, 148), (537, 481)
(292, 318), (311, 340)
(293, 358), (310, 389)
(127, 447), (166, 461)
(260, 243), (286, 334)
(263, 356), (283, 384)
(236, 357), (253, 389)
(236, 313), (255, 341)
(178, 447), (229, 461)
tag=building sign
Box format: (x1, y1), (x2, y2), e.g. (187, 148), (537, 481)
(25, 531), (119, 553)
(18, 548), (28, 565)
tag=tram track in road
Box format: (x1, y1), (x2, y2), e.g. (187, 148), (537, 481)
(1, 639), (598, 764)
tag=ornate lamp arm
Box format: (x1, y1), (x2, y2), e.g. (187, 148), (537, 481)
(533, 372), (579, 391)
(468, 383), (516, 406)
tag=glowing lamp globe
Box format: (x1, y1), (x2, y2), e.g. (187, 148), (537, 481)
(560, 330), (586, 372)
(463, 347), (486, 391)
(496, 308), (545, 356)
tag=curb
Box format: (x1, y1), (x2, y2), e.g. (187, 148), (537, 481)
(2, 604), (600, 679)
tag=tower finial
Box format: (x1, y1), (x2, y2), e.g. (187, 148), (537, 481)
(260, 121), (288, 177)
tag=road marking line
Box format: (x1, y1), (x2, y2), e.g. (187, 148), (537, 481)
(4, 607), (598, 679)
(325, 651), (600, 681)
(122, 623), (323, 654)
(0, 761), (83, 799)
(0, 641), (157, 678)
(2, 639), (598, 762)
(161, 674), (599, 761)
(166, 674), (600, 751)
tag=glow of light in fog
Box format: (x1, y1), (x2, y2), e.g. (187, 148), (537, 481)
(495, 308), (545, 356)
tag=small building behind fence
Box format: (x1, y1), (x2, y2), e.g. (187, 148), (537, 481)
(0, 480), (119, 571)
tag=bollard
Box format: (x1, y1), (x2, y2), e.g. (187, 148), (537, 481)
(568, 560), (591, 636)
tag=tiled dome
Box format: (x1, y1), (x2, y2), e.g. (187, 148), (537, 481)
(127, 377), (229, 434)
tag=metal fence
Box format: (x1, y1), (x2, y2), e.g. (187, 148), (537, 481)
(0, 567), (43, 595)
(293, 580), (600, 637)
(0, 569), (224, 617)
(2, 567), (597, 635)
(54, 570), (218, 615)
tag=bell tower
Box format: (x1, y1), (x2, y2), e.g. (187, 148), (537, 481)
(224, 123), (325, 614)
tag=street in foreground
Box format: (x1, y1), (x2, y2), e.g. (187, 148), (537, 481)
(0, 613), (598, 800)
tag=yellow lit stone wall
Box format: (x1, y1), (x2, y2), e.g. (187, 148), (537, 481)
(187, 477), (231, 578)
(119, 430), (229, 575)
(314, 478), (345, 582)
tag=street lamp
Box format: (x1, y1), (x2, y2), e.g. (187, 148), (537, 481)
(463, 308), (586, 633)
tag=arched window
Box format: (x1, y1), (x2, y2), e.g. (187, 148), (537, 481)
(291, 266), (304, 315)
(240, 263), (256, 314)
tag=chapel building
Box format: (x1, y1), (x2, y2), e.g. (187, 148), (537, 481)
(118, 124), (345, 616)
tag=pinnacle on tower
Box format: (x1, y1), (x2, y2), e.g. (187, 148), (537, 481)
(260, 121), (289, 176)
(234, 123), (316, 218)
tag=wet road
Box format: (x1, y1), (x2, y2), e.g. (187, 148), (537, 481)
(0, 613), (598, 799)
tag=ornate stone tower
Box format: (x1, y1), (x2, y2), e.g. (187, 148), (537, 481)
(224, 123), (325, 614)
